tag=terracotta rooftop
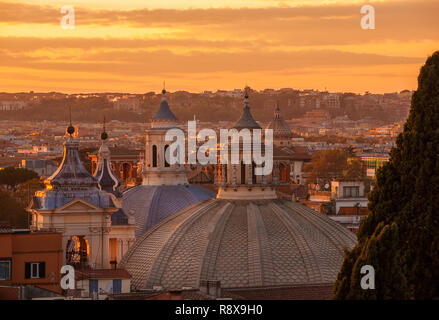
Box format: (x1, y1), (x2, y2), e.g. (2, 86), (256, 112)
(337, 207), (370, 216)
(75, 269), (131, 280)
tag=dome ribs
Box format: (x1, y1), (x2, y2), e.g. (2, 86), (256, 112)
(121, 198), (357, 291)
(270, 202), (324, 284)
(279, 201), (356, 282)
(283, 201), (356, 249)
(199, 201), (234, 284)
(145, 201), (220, 289)
(246, 202), (275, 287)
(120, 199), (215, 290)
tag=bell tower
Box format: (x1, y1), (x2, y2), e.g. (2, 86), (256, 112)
(142, 89), (188, 185)
(217, 91), (278, 200)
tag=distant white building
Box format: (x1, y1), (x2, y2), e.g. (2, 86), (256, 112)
(329, 179), (369, 232)
(0, 100), (26, 111)
(20, 159), (58, 177)
(323, 94), (340, 109)
(113, 97), (141, 113)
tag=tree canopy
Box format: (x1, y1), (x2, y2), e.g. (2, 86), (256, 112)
(304, 149), (366, 188)
(0, 188), (28, 228)
(0, 167), (39, 191)
(334, 51), (439, 299)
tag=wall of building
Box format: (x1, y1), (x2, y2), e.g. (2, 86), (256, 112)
(0, 232), (62, 294)
(76, 278), (130, 299)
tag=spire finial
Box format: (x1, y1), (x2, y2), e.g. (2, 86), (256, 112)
(162, 81), (166, 95)
(67, 105), (75, 135)
(275, 101), (281, 119)
(101, 116), (108, 140)
(244, 88), (249, 107)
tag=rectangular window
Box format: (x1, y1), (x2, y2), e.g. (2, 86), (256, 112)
(25, 262), (46, 279)
(113, 279), (122, 294)
(31, 263), (39, 278)
(343, 186), (360, 198)
(89, 279), (98, 293)
(0, 260), (11, 280)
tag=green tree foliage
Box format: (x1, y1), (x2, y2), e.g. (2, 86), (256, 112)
(304, 149), (366, 187)
(304, 149), (348, 186)
(0, 167), (39, 191)
(13, 178), (44, 208)
(343, 159), (366, 181)
(0, 188), (28, 228)
(334, 51), (439, 299)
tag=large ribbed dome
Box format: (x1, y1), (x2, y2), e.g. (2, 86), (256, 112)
(120, 199), (356, 290)
(122, 185), (215, 236)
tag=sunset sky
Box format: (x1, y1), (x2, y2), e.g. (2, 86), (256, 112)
(1, 0), (438, 93)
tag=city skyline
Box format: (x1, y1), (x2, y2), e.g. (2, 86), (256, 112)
(1, 0), (438, 93)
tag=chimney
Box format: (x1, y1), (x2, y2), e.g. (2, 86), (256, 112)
(199, 279), (221, 299)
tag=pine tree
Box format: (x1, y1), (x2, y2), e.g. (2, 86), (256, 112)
(334, 51), (439, 299)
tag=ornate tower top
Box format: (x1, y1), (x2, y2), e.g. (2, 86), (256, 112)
(45, 122), (97, 190)
(94, 119), (121, 196)
(151, 87), (177, 126)
(142, 86), (188, 185)
(33, 114), (115, 211)
(232, 91), (261, 130)
(266, 102), (292, 141)
(274, 101), (281, 119)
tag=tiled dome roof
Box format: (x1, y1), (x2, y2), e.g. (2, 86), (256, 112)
(266, 105), (292, 138)
(122, 185), (215, 237)
(120, 199), (356, 290)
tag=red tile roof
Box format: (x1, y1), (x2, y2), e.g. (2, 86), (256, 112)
(338, 207), (370, 216)
(75, 269), (131, 280)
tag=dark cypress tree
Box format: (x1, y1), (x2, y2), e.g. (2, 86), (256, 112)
(334, 51), (439, 299)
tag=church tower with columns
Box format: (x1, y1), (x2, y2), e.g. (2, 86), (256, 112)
(142, 89), (188, 185)
(216, 92), (279, 200)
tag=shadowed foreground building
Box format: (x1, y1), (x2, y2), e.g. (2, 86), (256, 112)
(119, 93), (356, 299)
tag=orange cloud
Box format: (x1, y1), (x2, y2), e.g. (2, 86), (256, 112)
(0, 0), (437, 93)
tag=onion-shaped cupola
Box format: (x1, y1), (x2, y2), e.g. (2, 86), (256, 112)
(94, 119), (122, 196)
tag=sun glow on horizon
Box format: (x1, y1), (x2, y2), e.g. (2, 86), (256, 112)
(1, 0), (438, 93)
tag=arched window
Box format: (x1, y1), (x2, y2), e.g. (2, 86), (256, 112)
(224, 164), (228, 184)
(66, 236), (89, 267)
(241, 161), (246, 184)
(152, 145), (158, 167)
(252, 161), (257, 184)
(164, 145), (170, 167)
